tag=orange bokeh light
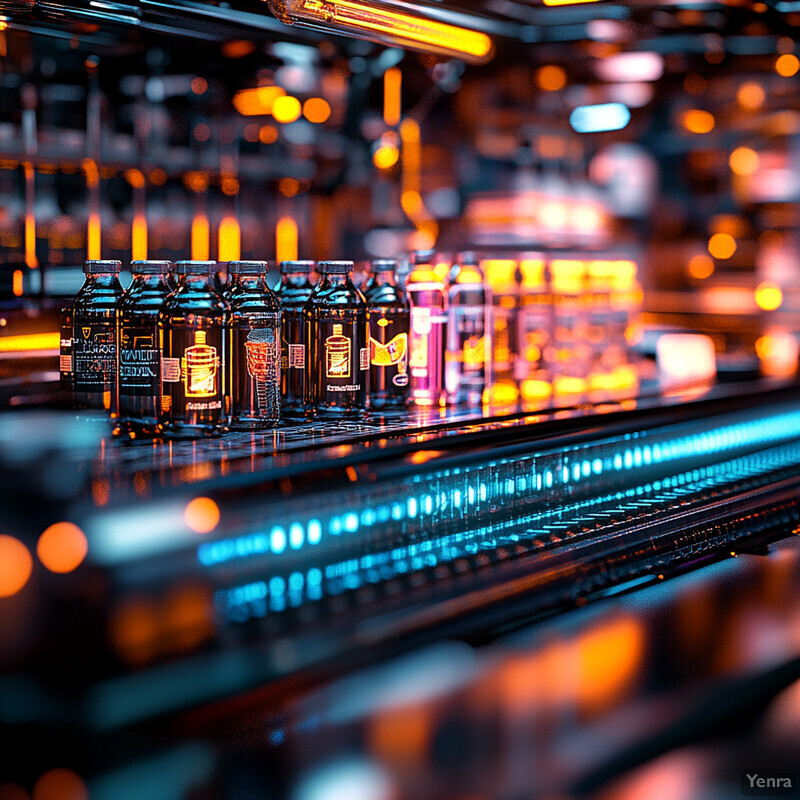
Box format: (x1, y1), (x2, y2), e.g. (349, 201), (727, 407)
(729, 146), (759, 176)
(707, 232), (737, 260)
(191, 76), (208, 95)
(737, 81), (765, 110)
(303, 97), (331, 124)
(373, 144), (400, 170)
(0, 535), (33, 597)
(259, 125), (278, 144)
(688, 253), (714, 280)
(279, 177), (301, 197)
(272, 96), (302, 124)
(681, 109), (715, 134)
(37, 522), (88, 574)
(776, 53), (800, 77)
(32, 770), (87, 800)
(536, 65), (566, 92)
(0, 783), (29, 800)
(185, 497), (220, 534)
(755, 281), (783, 311)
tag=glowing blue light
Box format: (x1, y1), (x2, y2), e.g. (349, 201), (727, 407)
(330, 517), (342, 534)
(467, 486), (475, 504)
(392, 502), (404, 520)
(624, 450), (633, 469)
(563, 466), (570, 483)
(582, 461), (591, 477)
(344, 513), (359, 532)
(423, 495), (433, 514)
(408, 497), (418, 517)
(570, 102), (630, 133)
(545, 470), (553, 488)
(506, 479), (515, 494)
(593, 458), (603, 474)
(308, 519), (322, 544)
(307, 567), (322, 585)
(270, 526), (287, 554)
(270, 576), (285, 595)
(289, 572), (304, 591)
(289, 523), (304, 549)
(453, 489), (462, 507)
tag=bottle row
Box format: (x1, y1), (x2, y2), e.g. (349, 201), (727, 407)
(60, 250), (641, 437)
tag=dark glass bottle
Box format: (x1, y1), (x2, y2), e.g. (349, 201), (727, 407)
(445, 251), (491, 406)
(228, 261), (281, 429)
(159, 260), (228, 438)
(406, 250), (446, 407)
(116, 260), (172, 438)
(306, 261), (369, 418)
(275, 260), (315, 419)
(72, 260), (124, 412)
(363, 259), (409, 409)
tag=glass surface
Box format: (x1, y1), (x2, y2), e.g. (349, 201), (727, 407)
(406, 260), (446, 407)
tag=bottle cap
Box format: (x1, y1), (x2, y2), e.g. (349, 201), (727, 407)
(229, 261), (268, 276)
(318, 261), (353, 275)
(130, 260), (171, 275)
(83, 260), (121, 275)
(175, 260), (217, 275)
(409, 250), (434, 266)
(370, 259), (399, 273)
(280, 260), (315, 275)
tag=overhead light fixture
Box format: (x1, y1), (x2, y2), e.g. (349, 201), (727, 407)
(266, 0), (494, 63)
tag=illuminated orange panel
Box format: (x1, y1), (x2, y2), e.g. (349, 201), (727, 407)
(185, 497), (220, 534)
(0, 535), (33, 597)
(131, 214), (148, 261)
(87, 213), (101, 261)
(384, 67), (402, 126)
(275, 0), (493, 61)
(191, 214), (210, 261)
(218, 216), (241, 262)
(32, 769), (88, 800)
(0, 332), (60, 352)
(232, 86), (286, 116)
(37, 522), (88, 574)
(12, 269), (23, 297)
(276, 216), (298, 264)
(23, 163), (38, 269)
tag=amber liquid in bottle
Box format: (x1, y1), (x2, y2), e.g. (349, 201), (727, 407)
(117, 260), (172, 437)
(363, 259), (409, 410)
(306, 261), (369, 418)
(229, 261), (281, 429)
(72, 260), (124, 412)
(159, 261), (228, 437)
(275, 261), (315, 420)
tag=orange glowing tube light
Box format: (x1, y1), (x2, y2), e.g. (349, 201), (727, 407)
(0, 332), (60, 353)
(132, 214), (148, 261)
(384, 67), (402, 127)
(276, 216), (298, 264)
(218, 216), (241, 262)
(268, 0), (494, 63)
(191, 214), (210, 261)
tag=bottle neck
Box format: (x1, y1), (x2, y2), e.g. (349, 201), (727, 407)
(179, 273), (214, 290)
(131, 273), (171, 290)
(369, 270), (396, 286)
(321, 272), (350, 287)
(84, 273), (121, 289)
(232, 274), (265, 291)
(282, 272), (311, 287)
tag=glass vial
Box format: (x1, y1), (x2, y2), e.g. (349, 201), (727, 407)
(275, 260), (315, 419)
(306, 260), (368, 418)
(445, 252), (491, 406)
(516, 255), (552, 402)
(363, 259), (410, 410)
(72, 260), (124, 411)
(117, 260), (173, 437)
(229, 261), (281, 429)
(406, 250), (446, 407)
(485, 258), (519, 406)
(159, 260), (228, 437)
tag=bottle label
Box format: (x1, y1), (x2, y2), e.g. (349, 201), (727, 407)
(281, 311), (306, 411)
(73, 322), (116, 388)
(182, 334), (219, 398)
(162, 358), (181, 382)
(119, 326), (160, 397)
(234, 315), (280, 420)
(326, 327), (351, 379)
(289, 344), (305, 369)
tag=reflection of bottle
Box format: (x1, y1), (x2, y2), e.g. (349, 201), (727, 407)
(485, 257), (519, 406)
(72, 260), (124, 412)
(159, 260), (228, 437)
(229, 260), (281, 429)
(275, 260), (315, 419)
(517, 255), (552, 402)
(363, 259), (409, 409)
(117, 260), (172, 437)
(307, 260), (368, 418)
(406, 250), (446, 407)
(59, 305), (73, 405)
(445, 252), (490, 406)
